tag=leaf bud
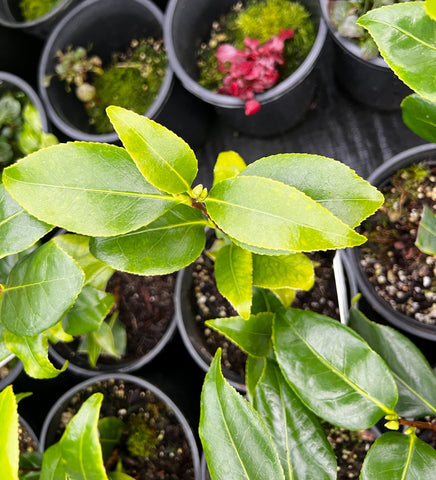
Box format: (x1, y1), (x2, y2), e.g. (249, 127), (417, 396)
(76, 83), (96, 103)
(384, 420), (400, 431)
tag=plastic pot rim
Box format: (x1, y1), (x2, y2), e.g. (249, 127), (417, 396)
(163, 0), (328, 109)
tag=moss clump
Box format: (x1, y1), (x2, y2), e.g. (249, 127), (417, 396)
(19, 0), (63, 21)
(198, 0), (315, 90)
(125, 413), (161, 459)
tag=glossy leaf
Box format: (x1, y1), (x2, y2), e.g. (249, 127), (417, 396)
(254, 361), (336, 480)
(273, 309), (398, 429)
(361, 431), (436, 480)
(0, 240), (85, 336)
(214, 243), (253, 319)
(246, 355), (265, 402)
(98, 417), (124, 461)
(54, 234), (114, 289)
(207, 312), (274, 357)
(253, 252), (314, 291)
(241, 154), (383, 227)
(62, 286), (114, 335)
(90, 204), (207, 275)
(107, 105), (197, 194)
(48, 321), (74, 344)
(40, 443), (68, 480)
(416, 205), (436, 255)
(0, 323), (12, 361)
(358, 2), (436, 102)
(59, 393), (107, 480)
(0, 386), (19, 480)
(349, 307), (436, 417)
(4, 330), (67, 379)
(205, 176), (366, 253)
(270, 288), (296, 308)
(81, 321), (120, 367)
(251, 287), (284, 315)
(402, 94), (436, 143)
(199, 349), (285, 480)
(3, 142), (178, 236)
(426, 0), (436, 19)
(0, 183), (52, 259)
(213, 151), (247, 186)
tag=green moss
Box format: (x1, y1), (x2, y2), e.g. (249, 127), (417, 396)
(125, 413), (161, 459)
(19, 0), (63, 21)
(198, 0), (315, 90)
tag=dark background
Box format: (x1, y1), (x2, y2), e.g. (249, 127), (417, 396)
(1, 11), (428, 455)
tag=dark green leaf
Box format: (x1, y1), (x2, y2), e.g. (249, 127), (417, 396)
(401, 94), (436, 143)
(273, 309), (398, 429)
(254, 360), (336, 480)
(199, 349), (285, 480)
(246, 355), (265, 402)
(90, 204), (207, 275)
(39, 443), (67, 480)
(98, 417), (124, 462)
(416, 205), (436, 255)
(349, 307), (436, 417)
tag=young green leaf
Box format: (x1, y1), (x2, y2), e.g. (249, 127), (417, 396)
(62, 285), (114, 335)
(205, 176), (366, 253)
(40, 443), (68, 480)
(0, 323), (12, 361)
(4, 330), (67, 379)
(415, 205), (436, 255)
(59, 393), (108, 480)
(83, 321), (120, 367)
(207, 312), (274, 357)
(349, 307), (436, 417)
(214, 242), (253, 319)
(0, 240), (85, 336)
(251, 287), (284, 315)
(3, 142), (179, 237)
(53, 234), (114, 290)
(254, 361), (337, 480)
(199, 349), (285, 480)
(426, 0), (436, 19)
(107, 106), (198, 194)
(401, 94), (436, 144)
(98, 417), (124, 462)
(0, 386), (19, 480)
(246, 355), (265, 402)
(90, 204), (207, 275)
(213, 151), (247, 186)
(361, 431), (436, 480)
(241, 154), (384, 227)
(357, 2), (436, 102)
(273, 309), (398, 430)
(0, 183), (52, 259)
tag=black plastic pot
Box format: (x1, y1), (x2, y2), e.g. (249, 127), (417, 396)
(346, 143), (436, 341)
(0, 354), (23, 391)
(0, 0), (80, 38)
(19, 415), (39, 453)
(40, 373), (201, 479)
(164, 0), (327, 137)
(175, 251), (357, 392)
(38, 0), (212, 145)
(319, 0), (411, 111)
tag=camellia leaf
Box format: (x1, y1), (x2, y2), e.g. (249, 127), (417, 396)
(254, 360), (337, 480)
(251, 287), (284, 315)
(199, 349), (285, 480)
(349, 307), (436, 417)
(3, 142), (179, 237)
(357, 2), (436, 102)
(0, 240), (85, 336)
(98, 417), (124, 462)
(0, 323), (12, 361)
(53, 234), (114, 290)
(62, 285), (114, 336)
(207, 312), (274, 357)
(214, 242), (253, 319)
(107, 105), (198, 194)
(213, 151), (247, 186)
(90, 204), (207, 275)
(246, 355), (266, 402)
(401, 94), (436, 144)
(40, 443), (68, 480)
(241, 154), (383, 227)
(361, 431), (436, 480)
(0, 385), (19, 480)
(205, 176), (366, 253)
(426, 0), (436, 19)
(415, 205), (436, 255)
(273, 309), (398, 430)
(0, 183), (52, 259)
(4, 330), (67, 379)
(59, 393), (108, 480)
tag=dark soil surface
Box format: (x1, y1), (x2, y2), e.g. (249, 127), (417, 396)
(359, 162), (436, 325)
(19, 420), (38, 454)
(189, 250), (341, 381)
(52, 271), (176, 368)
(51, 378), (196, 480)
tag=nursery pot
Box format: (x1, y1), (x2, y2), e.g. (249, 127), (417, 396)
(319, 0), (411, 110)
(346, 144), (436, 341)
(175, 250), (357, 392)
(0, 354), (23, 391)
(40, 373), (201, 479)
(164, 0), (328, 137)
(19, 415), (39, 453)
(38, 0), (212, 145)
(0, 0), (79, 38)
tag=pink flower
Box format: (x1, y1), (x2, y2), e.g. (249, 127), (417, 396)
(215, 29), (294, 116)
